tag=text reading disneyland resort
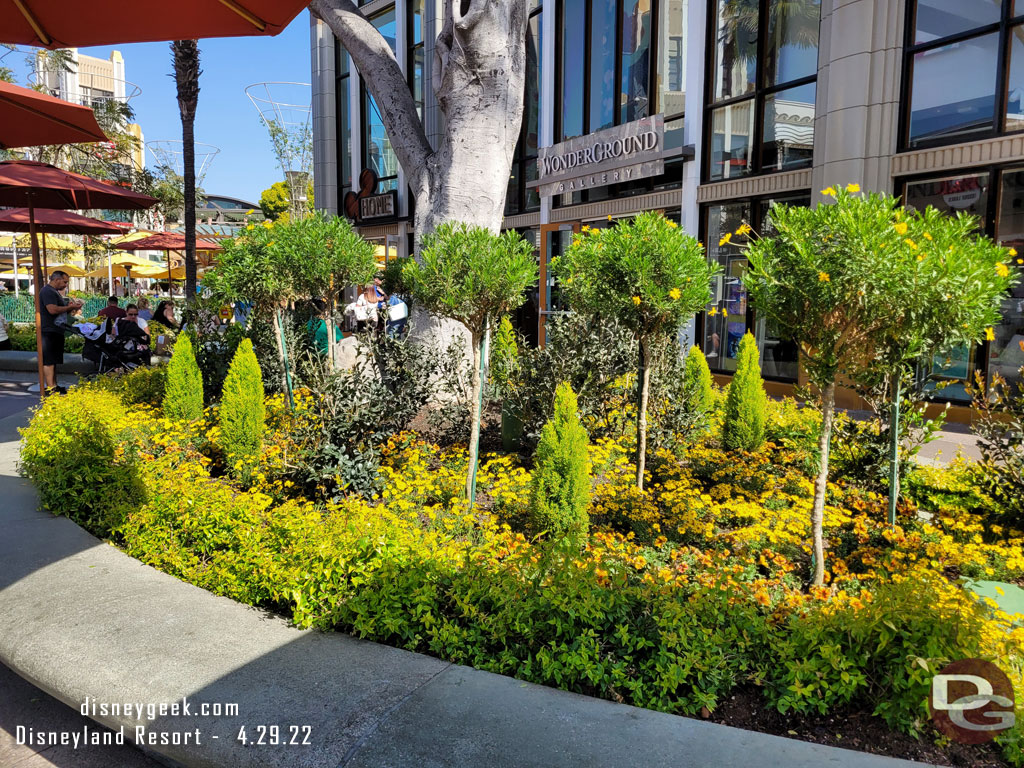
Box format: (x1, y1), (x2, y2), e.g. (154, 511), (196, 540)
(15, 696), (313, 749)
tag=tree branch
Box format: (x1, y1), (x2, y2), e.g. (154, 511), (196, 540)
(309, 0), (432, 190)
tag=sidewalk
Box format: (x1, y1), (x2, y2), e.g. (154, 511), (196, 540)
(0, 408), (932, 768)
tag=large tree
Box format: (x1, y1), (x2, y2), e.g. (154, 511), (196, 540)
(309, 0), (527, 240)
(172, 39), (201, 303)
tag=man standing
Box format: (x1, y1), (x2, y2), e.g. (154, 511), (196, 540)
(97, 296), (127, 321)
(39, 270), (82, 395)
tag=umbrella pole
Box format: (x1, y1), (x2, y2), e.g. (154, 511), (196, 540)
(42, 237), (48, 282)
(13, 242), (19, 298)
(108, 252), (113, 297)
(29, 200), (46, 400)
(166, 250), (172, 298)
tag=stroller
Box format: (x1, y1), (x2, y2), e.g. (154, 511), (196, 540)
(78, 319), (151, 373)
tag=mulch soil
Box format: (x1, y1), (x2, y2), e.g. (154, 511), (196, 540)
(709, 685), (1010, 766)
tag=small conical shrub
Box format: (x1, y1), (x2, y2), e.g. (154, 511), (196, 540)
(220, 338), (265, 478)
(530, 382), (591, 538)
(163, 333), (203, 421)
(722, 332), (767, 452)
(682, 345), (714, 417)
(489, 315), (520, 398)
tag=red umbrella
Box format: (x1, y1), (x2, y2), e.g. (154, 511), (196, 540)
(119, 232), (222, 292)
(0, 81), (108, 149)
(0, 160), (157, 397)
(3, 1), (308, 48)
(0, 207), (124, 279)
(0, 208), (123, 236)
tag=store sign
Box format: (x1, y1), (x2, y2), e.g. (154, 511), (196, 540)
(530, 115), (665, 198)
(359, 191), (397, 221)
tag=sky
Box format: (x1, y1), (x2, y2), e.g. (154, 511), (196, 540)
(3, 10), (312, 205)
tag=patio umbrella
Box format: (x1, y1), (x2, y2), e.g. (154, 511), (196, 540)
(2, 1), (309, 48)
(0, 208), (120, 289)
(119, 232), (222, 295)
(0, 81), (108, 149)
(0, 160), (157, 396)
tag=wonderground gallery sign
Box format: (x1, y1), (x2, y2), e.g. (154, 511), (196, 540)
(529, 114), (665, 198)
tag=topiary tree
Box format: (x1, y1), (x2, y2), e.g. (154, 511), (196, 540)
(530, 382), (591, 538)
(403, 222), (537, 506)
(722, 332), (767, 452)
(163, 333), (203, 421)
(553, 211), (719, 490)
(682, 345), (714, 420)
(743, 184), (1017, 585)
(220, 338), (266, 480)
(275, 211), (377, 368)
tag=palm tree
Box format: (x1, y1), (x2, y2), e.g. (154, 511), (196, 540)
(172, 40), (201, 303)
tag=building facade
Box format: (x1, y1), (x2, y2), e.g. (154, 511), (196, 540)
(310, 0), (1024, 409)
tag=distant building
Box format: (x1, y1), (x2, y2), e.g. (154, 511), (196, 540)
(197, 195), (265, 231)
(34, 49), (145, 174)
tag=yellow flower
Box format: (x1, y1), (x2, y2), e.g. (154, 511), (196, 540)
(893, 221), (908, 235)
(735, 223), (752, 236)
(1009, 247), (1018, 257)
(669, 288), (681, 300)
(719, 232), (733, 247)
(996, 262), (1010, 278)
(722, 307), (729, 317)
(245, 209), (254, 215)
(821, 187), (837, 197)
(607, 214), (613, 221)
(905, 238), (917, 250)
(985, 327), (995, 341)
(632, 296), (642, 305)
(708, 306), (718, 316)
(818, 272), (830, 282)
(917, 254), (924, 261)
(667, 221), (678, 229)
(923, 232), (932, 240)
(845, 183), (860, 193)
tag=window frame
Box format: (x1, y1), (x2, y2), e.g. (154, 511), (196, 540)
(899, 0), (1024, 152)
(702, 0), (819, 184)
(507, 1), (544, 216)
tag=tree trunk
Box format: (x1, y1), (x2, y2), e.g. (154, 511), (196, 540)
(811, 381), (836, 587)
(887, 372), (901, 528)
(312, 0), (526, 244)
(636, 337), (651, 491)
(272, 308), (289, 392)
(466, 329), (484, 506)
(172, 40), (201, 304)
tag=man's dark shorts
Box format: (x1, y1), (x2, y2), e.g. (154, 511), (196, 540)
(41, 332), (65, 367)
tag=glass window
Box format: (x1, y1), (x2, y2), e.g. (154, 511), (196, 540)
(704, 203), (751, 372)
(764, 0), (820, 87)
(525, 11), (542, 153)
(706, 0), (819, 181)
(1007, 24), (1024, 132)
(709, 101), (756, 181)
(410, 0), (424, 43)
(914, 0), (1000, 45)
(620, 0), (652, 123)
(712, 0), (757, 102)
(590, 0), (617, 132)
(373, 7), (397, 53)
(761, 82), (816, 171)
(907, 32), (999, 148)
(338, 75), (351, 192)
(363, 9), (398, 189)
(657, 0), (686, 117)
(994, 167), (1024, 391)
(560, 0), (586, 140)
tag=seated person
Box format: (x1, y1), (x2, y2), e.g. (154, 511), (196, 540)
(114, 304), (149, 336)
(97, 296), (127, 320)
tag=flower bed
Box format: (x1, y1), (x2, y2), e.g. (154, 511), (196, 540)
(19, 382), (1024, 766)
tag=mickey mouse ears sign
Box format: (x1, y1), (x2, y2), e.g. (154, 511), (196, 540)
(343, 168), (398, 223)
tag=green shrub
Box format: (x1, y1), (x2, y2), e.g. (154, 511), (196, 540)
(722, 332), (766, 452)
(489, 315), (520, 399)
(163, 333), (203, 421)
(683, 345), (714, 417)
(530, 382), (591, 537)
(84, 364), (168, 408)
(220, 338), (265, 478)
(19, 388), (144, 537)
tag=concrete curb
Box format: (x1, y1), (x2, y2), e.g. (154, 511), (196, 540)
(0, 349), (93, 375)
(0, 409), (932, 768)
